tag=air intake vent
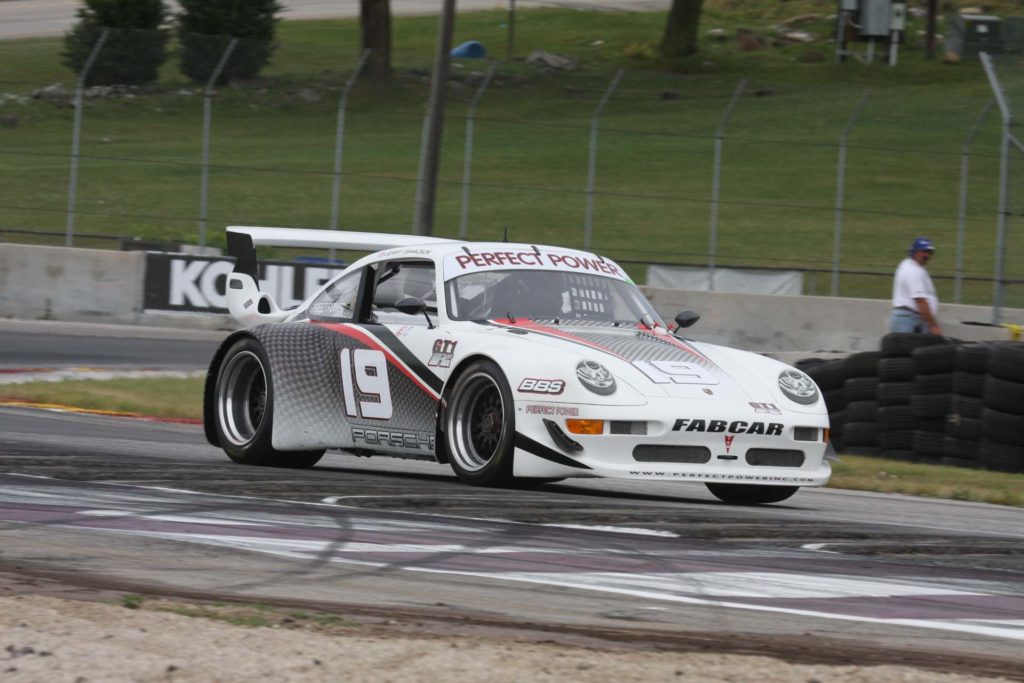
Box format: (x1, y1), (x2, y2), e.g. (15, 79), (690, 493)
(794, 427), (819, 442)
(745, 449), (805, 467)
(633, 445), (711, 464)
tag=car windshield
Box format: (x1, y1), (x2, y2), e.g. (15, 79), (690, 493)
(446, 269), (665, 325)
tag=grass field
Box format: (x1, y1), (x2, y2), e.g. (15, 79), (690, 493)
(2, 1), (1024, 305)
(2, 376), (1021, 506)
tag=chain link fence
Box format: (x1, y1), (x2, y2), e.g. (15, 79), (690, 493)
(1, 25), (1023, 314)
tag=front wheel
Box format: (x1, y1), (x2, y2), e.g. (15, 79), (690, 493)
(445, 360), (516, 486)
(214, 337), (324, 469)
(706, 483), (799, 505)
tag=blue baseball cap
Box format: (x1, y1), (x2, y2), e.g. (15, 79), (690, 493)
(910, 237), (935, 253)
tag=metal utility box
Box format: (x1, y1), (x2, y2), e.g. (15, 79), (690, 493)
(1002, 16), (1024, 54)
(947, 15), (1004, 58)
(860, 0), (894, 37)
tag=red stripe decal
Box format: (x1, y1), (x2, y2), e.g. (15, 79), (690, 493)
(490, 319), (627, 361)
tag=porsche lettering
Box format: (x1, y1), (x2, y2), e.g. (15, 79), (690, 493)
(671, 419), (784, 436)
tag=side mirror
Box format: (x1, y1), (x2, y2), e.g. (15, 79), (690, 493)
(394, 297), (426, 316)
(395, 296), (435, 329)
(226, 273), (290, 325)
(674, 310), (701, 330)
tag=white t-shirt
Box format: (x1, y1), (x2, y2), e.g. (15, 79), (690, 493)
(892, 257), (938, 314)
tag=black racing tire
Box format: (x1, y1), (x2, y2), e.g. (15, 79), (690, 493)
(912, 429), (945, 458)
(913, 373), (954, 395)
(806, 360), (847, 392)
(949, 395), (983, 420)
(844, 351), (881, 378)
(952, 371), (986, 398)
(910, 393), (951, 419)
(846, 400), (878, 423)
(956, 343), (992, 373)
(880, 332), (948, 358)
(989, 342), (1024, 383)
(911, 343), (958, 375)
(842, 421), (878, 446)
(978, 439), (1024, 472)
(877, 357), (915, 382)
(213, 338), (325, 469)
(983, 376), (1024, 415)
(877, 382), (913, 406)
(844, 377), (878, 402)
(444, 359), (517, 486)
(945, 415), (981, 441)
(823, 389), (847, 413)
(942, 436), (979, 462)
(878, 405), (915, 431)
(981, 408), (1024, 446)
(879, 429), (913, 450)
(705, 483), (799, 505)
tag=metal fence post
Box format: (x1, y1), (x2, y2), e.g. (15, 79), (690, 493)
(831, 89), (870, 297)
(583, 68), (624, 250)
(198, 38), (238, 249)
(65, 28), (108, 247)
(955, 99), (993, 303)
(507, 0), (517, 60)
(980, 53), (1013, 323)
(459, 61), (499, 240)
(329, 49), (370, 260)
(707, 79), (746, 291)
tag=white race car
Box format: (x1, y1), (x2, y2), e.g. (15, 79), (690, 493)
(204, 227), (833, 504)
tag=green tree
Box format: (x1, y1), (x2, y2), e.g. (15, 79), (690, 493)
(63, 0), (169, 86)
(660, 0), (705, 58)
(177, 0), (281, 84)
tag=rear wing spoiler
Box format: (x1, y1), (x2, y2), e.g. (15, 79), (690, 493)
(224, 226), (456, 325)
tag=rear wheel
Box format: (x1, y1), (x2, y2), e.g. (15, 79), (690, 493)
(706, 483), (799, 505)
(214, 338), (324, 468)
(445, 360), (516, 486)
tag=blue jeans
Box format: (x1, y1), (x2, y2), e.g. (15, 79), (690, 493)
(890, 308), (924, 333)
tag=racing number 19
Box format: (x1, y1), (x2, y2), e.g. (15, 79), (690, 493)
(339, 348), (393, 419)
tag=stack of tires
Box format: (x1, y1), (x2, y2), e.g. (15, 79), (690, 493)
(943, 343), (989, 466)
(978, 342), (1024, 472)
(840, 351), (882, 456)
(803, 359), (848, 450)
(909, 344), (957, 462)
(876, 333), (947, 460)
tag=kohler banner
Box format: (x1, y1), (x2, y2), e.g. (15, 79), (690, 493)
(144, 253), (344, 314)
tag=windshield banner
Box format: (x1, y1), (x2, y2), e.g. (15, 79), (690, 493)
(442, 249), (629, 282)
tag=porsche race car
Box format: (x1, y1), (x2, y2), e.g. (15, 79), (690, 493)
(204, 226), (833, 505)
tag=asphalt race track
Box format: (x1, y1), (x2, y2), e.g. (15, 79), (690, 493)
(1, 321), (1023, 676)
(2, 402), (1024, 678)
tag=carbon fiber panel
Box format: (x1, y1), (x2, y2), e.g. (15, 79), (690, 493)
(248, 323), (439, 452)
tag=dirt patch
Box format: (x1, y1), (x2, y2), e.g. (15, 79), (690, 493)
(0, 570), (1016, 683)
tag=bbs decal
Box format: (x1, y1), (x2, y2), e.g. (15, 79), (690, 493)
(518, 378), (565, 395)
(339, 348), (393, 420)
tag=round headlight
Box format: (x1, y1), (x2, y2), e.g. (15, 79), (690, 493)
(576, 360), (616, 395)
(778, 369), (819, 405)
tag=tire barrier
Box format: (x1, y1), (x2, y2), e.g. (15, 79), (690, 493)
(804, 338), (1024, 472)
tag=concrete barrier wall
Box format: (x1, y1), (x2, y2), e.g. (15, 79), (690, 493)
(1, 244), (1018, 349)
(642, 287), (1020, 352)
(0, 244), (145, 324)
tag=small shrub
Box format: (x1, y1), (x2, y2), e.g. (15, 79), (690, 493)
(177, 0), (282, 85)
(62, 0), (169, 86)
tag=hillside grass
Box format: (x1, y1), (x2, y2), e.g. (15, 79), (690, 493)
(2, 2), (1024, 304)
(2, 376), (1021, 506)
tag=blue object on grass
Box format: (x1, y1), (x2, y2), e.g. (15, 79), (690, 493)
(451, 40), (487, 58)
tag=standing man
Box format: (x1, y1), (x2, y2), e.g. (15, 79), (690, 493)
(890, 237), (942, 335)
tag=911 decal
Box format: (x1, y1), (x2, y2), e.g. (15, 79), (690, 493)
(339, 348), (393, 419)
(633, 360), (718, 385)
(518, 378), (565, 394)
